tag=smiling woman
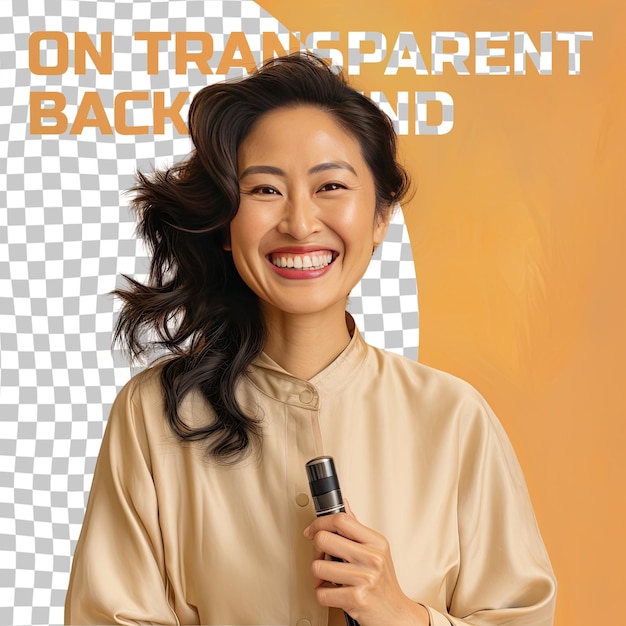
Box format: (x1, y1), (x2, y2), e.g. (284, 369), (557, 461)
(230, 106), (388, 376)
(64, 53), (556, 626)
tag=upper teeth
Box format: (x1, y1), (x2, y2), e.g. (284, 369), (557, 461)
(271, 253), (333, 270)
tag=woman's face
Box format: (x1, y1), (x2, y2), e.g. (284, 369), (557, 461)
(228, 105), (388, 320)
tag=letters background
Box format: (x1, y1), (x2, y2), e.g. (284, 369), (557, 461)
(1, 0), (625, 624)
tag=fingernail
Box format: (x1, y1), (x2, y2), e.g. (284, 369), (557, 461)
(303, 526), (311, 539)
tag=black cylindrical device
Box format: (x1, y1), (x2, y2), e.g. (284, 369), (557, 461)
(305, 455), (346, 516)
(305, 456), (360, 626)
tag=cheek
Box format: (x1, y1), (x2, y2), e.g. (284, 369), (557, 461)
(227, 216), (273, 288)
(227, 223), (253, 274)
(334, 204), (379, 247)
(229, 211), (259, 254)
(229, 201), (276, 244)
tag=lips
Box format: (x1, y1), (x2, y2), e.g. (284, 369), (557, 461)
(268, 249), (336, 271)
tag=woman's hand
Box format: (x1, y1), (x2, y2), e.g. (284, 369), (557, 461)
(303, 502), (430, 626)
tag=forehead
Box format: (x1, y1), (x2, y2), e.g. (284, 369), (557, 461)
(237, 106), (366, 171)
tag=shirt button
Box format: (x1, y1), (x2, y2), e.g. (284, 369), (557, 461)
(296, 620), (312, 626)
(295, 492), (310, 507)
(299, 389), (314, 404)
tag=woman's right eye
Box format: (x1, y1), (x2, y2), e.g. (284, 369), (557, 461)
(248, 186), (280, 195)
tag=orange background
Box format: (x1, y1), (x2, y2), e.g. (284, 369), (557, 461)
(259, 0), (626, 623)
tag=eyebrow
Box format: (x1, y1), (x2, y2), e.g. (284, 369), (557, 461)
(239, 161), (357, 180)
(308, 161), (357, 176)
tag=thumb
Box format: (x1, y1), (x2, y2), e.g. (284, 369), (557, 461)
(344, 497), (357, 520)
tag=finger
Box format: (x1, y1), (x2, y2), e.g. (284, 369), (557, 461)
(311, 540), (341, 581)
(305, 512), (386, 550)
(344, 498), (357, 520)
(312, 528), (389, 571)
(304, 512), (365, 542)
(311, 529), (360, 563)
(312, 557), (365, 588)
(314, 581), (363, 614)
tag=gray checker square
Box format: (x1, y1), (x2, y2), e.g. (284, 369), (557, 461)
(0, 1), (418, 624)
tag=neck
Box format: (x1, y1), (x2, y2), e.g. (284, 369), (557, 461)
(262, 305), (352, 380)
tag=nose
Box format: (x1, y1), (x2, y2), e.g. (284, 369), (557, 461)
(276, 192), (321, 240)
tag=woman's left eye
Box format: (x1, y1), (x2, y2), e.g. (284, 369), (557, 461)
(318, 182), (347, 192)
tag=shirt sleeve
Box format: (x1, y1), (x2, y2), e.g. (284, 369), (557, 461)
(64, 375), (182, 625)
(425, 391), (556, 626)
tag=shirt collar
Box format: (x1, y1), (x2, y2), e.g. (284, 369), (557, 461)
(245, 314), (369, 405)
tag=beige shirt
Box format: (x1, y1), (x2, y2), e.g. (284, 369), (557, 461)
(65, 326), (556, 626)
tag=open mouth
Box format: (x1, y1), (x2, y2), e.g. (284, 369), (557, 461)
(268, 251), (337, 271)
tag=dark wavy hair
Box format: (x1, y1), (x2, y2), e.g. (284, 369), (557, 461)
(114, 53), (411, 463)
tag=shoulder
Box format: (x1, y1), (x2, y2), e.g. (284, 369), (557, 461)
(365, 343), (485, 404)
(368, 346), (526, 475)
(111, 365), (165, 417)
(363, 343), (506, 440)
(104, 365), (171, 447)
(109, 362), (216, 437)
(117, 364), (162, 393)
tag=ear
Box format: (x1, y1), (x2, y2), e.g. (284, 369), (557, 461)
(372, 203), (393, 247)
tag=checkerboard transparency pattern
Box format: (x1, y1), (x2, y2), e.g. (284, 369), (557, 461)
(0, 1), (418, 624)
